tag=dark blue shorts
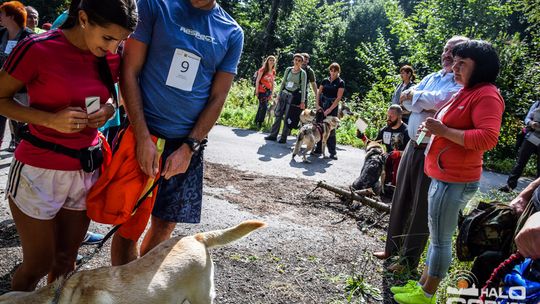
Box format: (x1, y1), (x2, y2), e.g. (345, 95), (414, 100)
(151, 140), (204, 223)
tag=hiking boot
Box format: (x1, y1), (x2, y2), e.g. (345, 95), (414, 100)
(394, 286), (436, 304)
(82, 231), (104, 245)
(278, 137), (287, 144)
(264, 136), (277, 141)
(498, 185), (514, 193)
(390, 280), (418, 294)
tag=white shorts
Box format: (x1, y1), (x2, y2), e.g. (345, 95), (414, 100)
(6, 159), (99, 220)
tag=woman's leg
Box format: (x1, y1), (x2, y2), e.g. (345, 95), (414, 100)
(48, 208), (90, 283)
(254, 96), (268, 125)
(423, 179), (478, 294)
(9, 199), (56, 291)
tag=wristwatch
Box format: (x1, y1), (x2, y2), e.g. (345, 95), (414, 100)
(184, 137), (202, 153)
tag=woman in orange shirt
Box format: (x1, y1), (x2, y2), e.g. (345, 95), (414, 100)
(254, 55), (276, 129)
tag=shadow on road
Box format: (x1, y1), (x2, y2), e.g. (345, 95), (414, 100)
(0, 263), (18, 295)
(288, 156), (333, 177)
(0, 219), (19, 249)
(256, 140), (294, 161)
(232, 128), (257, 137)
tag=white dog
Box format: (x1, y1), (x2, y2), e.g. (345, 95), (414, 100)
(0, 220), (266, 304)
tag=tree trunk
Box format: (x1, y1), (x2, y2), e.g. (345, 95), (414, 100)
(262, 0), (280, 56)
(317, 181), (390, 213)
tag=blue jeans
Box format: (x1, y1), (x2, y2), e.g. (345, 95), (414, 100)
(425, 178), (479, 278)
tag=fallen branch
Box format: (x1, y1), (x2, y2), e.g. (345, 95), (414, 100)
(317, 181), (390, 213)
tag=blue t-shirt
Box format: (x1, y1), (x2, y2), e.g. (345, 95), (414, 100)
(132, 0), (244, 138)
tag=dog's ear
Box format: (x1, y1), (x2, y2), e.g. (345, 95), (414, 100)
(310, 109), (316, 115)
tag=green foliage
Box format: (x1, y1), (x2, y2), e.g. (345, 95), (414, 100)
(9, 0), (70, 25)
(219, 79), (260, 130)
(351, 30), (398, 139)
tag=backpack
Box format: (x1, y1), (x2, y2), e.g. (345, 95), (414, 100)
(252, 70), (258, 86)
(456, 201), (517, 261)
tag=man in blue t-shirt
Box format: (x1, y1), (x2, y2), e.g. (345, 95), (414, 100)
(113, 0), (244, 265)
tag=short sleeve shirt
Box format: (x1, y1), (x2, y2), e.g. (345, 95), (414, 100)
(376, 124), (410, 152)
(3, 30), (120, 170)
(132, 0), (244, 138)
(321, 77), (345, 99)
(257, 67), (275, 93)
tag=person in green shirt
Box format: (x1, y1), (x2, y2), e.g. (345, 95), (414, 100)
(265, 53), (307, 143)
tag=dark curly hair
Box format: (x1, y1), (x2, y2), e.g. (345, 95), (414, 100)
(452, 40), (500, 88)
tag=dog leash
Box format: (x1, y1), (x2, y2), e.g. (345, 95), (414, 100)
(51, 176), (164, 304)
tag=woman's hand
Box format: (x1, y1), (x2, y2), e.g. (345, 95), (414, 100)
(324, 108), (332, 117)
(88, 103), (116, 129)
(424, 117), (448, 137)
(416, 122), (431, 138)
(300, 102), (305, 110)
(47, 107), (88, 133)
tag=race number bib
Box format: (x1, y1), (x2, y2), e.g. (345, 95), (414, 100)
(5, 40), (17, 55)
(286, 81), (294, 89)
(166, 49), (201, 91)
(383, 131), (392, 145)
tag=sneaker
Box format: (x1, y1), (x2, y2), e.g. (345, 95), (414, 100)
(329, 154), (338, 160)
(264, 136), (277, 141)
(394, 286), (436, 304)
(498, 185), (513, 192)
(76, 254), (84, 265)
(82, 231), (104, 245)
(278, 137), (287, 144)
(390, 280), (418, 294)
(7, 140), (16, 152)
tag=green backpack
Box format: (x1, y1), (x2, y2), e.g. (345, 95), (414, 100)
(456, 201), (518, 261)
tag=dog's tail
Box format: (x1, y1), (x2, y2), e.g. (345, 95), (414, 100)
(195, 220), (266, 249)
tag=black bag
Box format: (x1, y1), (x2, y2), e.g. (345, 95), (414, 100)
(18, 125), (104, 173)
(275, 90), (292, 117)
(456, 201), (517, 261)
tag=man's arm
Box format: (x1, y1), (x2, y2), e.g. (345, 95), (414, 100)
(524, 100), (540, 126)
(120, 38), (159, 177)
(515, 211), (540, 259)
(161, 71), (235, 179)
(510, 176), (540, 214)
(310, 81), (317, 97)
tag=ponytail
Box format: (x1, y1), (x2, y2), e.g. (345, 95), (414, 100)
(60, 0), (81, 29)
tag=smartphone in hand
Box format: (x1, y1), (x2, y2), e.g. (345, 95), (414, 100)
(85, 96), (100, 114)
